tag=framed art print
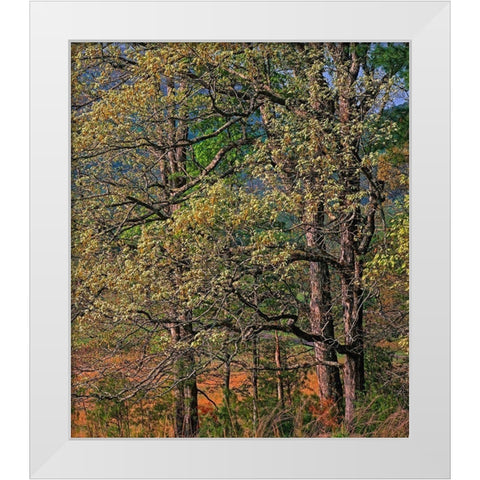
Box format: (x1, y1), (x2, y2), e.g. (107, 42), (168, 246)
(30, 0), (450, 478)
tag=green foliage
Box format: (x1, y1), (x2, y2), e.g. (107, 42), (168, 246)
(71, 42), (409, 438)
(370, 43), (409, 87)
(365, 196), (409, 294)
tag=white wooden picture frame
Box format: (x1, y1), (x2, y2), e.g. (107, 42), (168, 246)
(30, 1), (450, 478)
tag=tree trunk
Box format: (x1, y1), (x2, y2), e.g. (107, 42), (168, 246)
(223, 355), (235, 437)
(305, 205), (343, 406)
(340, 217), (365, 429)
(333, 43), (365, 428)
(274, 332), (285, 408)
(224, 357), (231, 404)
(170, 325), (185, 436)
(252, 336), (259, 434)
(170, 320), (199, 437)
(180, 369), (199, 437)
(165, 78), (199, 437)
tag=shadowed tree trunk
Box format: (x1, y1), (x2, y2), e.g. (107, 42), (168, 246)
(339, 219), (365, 428)
(180, 322), (199, 437)
(223, 353), (236, 437)
(170, 321), (199, 437)
(274, 332), (285, 408)
(224, 355), (231, 404)
(170, 325), (185, 436)
(332, 42), (366, 428)
(305, 203), (343, 407)
(252, 335), (259, 434)
(166, 78), (199, 437)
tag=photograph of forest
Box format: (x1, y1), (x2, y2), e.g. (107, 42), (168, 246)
(71, 42), (409, 438)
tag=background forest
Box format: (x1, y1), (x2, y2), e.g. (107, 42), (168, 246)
(71, 42), (409, 438)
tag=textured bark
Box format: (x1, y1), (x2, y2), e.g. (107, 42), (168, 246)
(166, 78), (199, 437)
(224, 357), (231, 403)
(180, 365), (199, 436)
(223, 356), (232, 436)
(251, 336), (259, 434)
(305, 204), (343, 406)
(170, 322), (199, 437)
(170, 325), (185, 436)
(302, 47), (344, 409)
(274, 332), (285, 408)
(334, 43), (366, 428)
(339, 213), (365, 428)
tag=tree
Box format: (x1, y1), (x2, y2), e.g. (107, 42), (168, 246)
(71, 42), (409, 436)
(72, 43), (260, 436)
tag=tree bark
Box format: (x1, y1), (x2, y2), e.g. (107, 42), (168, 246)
(252, 335), (259, 434)
(166, 78), (199, 437)
(224, 356), (231, 404)
(274, 332), (285, 408)
(170, 321), (199, 437)
(170, 325), (185, 436)
(333, 43), (366, 428)
(339, 211), (365, 428)
(305, 204), (343, 407)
